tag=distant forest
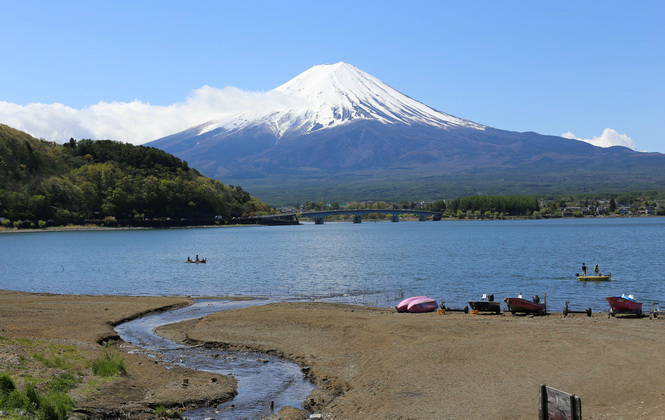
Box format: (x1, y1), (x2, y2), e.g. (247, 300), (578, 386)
(0, 125), (270, 227)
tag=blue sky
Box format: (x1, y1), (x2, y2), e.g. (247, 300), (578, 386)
(1, 0), (663, 152)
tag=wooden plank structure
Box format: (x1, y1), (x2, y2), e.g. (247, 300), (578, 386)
(539, 384), (582, 420)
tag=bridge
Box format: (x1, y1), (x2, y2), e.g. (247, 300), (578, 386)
(253, 209), (442, 225)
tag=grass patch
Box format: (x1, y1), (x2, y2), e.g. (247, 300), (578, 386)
(47, 373), (81, 393)
(33, 352), (69, 369)
(91, 347), (126, 378)
(155, 405), (183, 418)
(0, 373), (73, 420)
(15, 337), (34, 346)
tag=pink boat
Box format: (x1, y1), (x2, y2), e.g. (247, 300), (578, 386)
(395, 296), (428, 312)
(406, 297), (439, 313)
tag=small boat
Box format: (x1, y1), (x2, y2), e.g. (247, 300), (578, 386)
(607, 295), (642, 317)
(577, 274), (611, 281)
(468, 294), (501, 314)
(395, 296), (428, 312)
(504, 295), (546, 315)
(407, 297), (439, 313)
(186, 259), (206, 264)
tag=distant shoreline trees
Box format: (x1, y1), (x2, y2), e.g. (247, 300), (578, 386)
(284, 191), (664, 220)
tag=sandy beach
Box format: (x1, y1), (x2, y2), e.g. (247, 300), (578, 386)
(3, 291), (665, 419)
(159, 302), (665, 420)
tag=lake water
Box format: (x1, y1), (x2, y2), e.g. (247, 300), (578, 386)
(2, 218), (664, 312)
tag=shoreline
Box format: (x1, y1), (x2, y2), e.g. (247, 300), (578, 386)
(0, 214), (661, 234)
(3, 290), (665, 419)
(0, 223), (255, 234)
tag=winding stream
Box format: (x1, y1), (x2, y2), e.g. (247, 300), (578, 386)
(114, 299), (315, 419)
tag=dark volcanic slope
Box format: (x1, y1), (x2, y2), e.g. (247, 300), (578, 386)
(149, 119), (665, 204)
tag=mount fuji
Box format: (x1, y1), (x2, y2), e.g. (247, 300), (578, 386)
(148, 62), (665, 204)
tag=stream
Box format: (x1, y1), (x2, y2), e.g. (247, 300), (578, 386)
(114, 299), (315, 419)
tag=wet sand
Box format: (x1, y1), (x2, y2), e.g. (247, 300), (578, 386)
(3, 291), (665, 419)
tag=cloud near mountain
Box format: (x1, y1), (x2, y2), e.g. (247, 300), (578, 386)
(561, 128), (636, 150)
(0, 77), (639, 152)
(0, 86), (304, 145)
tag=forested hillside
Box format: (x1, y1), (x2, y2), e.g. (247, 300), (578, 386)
(0, 124), (270, 226)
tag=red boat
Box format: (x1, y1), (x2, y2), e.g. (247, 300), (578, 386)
(607, 295), (643, 317)
(504, 296), (546, 315)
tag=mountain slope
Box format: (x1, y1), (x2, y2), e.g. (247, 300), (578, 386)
(148, 63), (665, 205)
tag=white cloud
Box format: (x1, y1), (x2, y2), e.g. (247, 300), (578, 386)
(562, 128), (636, 150)
(0, 86), (304, 145)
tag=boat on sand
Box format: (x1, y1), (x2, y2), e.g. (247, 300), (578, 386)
(395, 296), (438, 313)
(395, 296), (427, 312)
(607, 295), (642, 317)
(407, 297), (439, 313)
(504, 295), (546, 315)
(468, 294), (501, 314)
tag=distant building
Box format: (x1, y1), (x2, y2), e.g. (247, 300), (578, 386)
(562, 207), (582, 217)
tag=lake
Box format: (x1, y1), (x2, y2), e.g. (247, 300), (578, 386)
(2, 218), (664, 312)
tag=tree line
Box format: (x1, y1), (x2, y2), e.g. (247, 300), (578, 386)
(0, 125), (270, 227)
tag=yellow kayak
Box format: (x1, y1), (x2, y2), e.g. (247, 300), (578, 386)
(577, 275), (611, 281)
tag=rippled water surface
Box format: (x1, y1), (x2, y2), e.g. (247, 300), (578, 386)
(2, 218), (664, 311)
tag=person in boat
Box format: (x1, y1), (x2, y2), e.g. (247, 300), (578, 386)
(582, 263), (587, 277)
(195, 254), (199, 262)
(594, 264), (600, 276)
(187, 256), (191, 262)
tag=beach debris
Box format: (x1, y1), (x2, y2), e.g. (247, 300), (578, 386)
(563, 301), (592, 317)
(650, 302), (665, 319)
(439, 301), (469, 313)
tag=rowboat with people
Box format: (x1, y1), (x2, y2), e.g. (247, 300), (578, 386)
(186, 255), (206, 264)
(578, 263), (609, 281)
(577, 274), (611, 281)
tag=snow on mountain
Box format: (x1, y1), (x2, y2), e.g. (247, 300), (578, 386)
(197, 62), (485, 138)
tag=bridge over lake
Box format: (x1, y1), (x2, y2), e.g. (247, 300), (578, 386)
(253, 209), (442, 225)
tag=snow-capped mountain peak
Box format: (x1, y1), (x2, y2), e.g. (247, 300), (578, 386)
(198, 62), (484, 138)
